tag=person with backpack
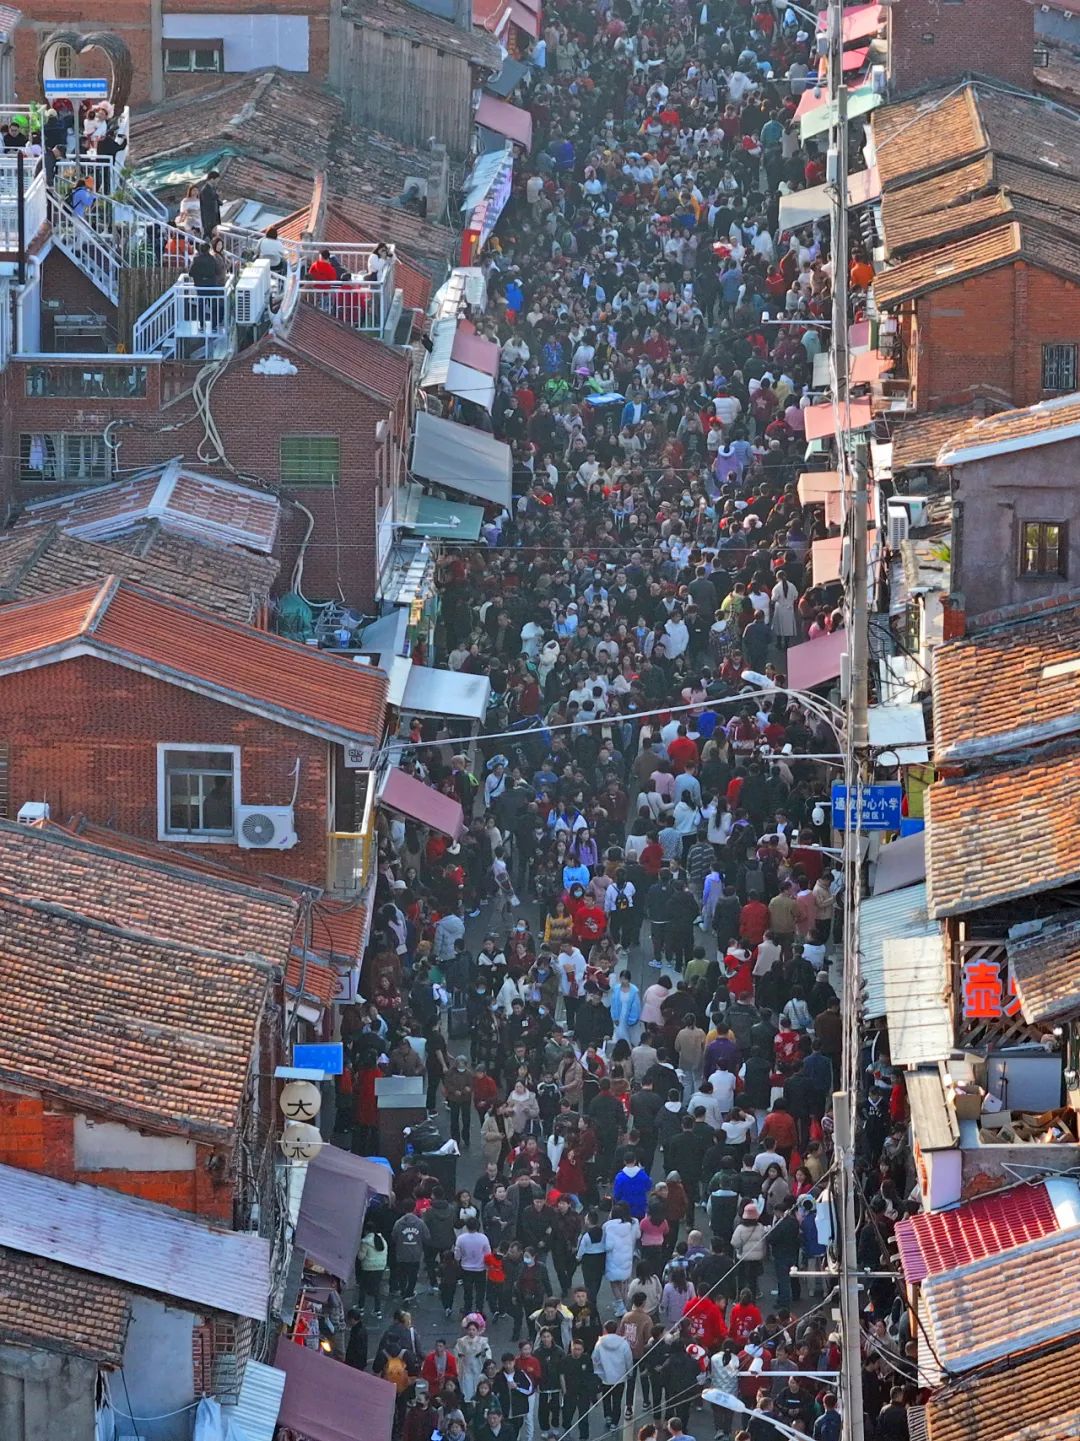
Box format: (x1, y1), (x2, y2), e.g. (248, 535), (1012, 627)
(604, 867), (638, 949)
(357, 1225), (390, 1319)
(392, 1204), (431, 1304)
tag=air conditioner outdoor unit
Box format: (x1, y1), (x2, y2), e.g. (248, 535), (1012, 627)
(235, 259), (272, 326)
(16, 800), (49, 824)
(236, 804), (298, 850)
(887, 497), (929, 549)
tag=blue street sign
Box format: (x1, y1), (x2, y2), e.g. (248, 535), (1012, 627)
(831, 782), (903, 832)
(293, 1042), (344, 1075)
(44, 78), (110, 98)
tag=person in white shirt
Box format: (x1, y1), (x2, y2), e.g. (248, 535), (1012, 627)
(688, 1082), (724, 1131)
(664, 612), (690, 660)
(707, 1066), (737, 1117)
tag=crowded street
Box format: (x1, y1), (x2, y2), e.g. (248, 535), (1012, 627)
(349, 5), (914, 1438)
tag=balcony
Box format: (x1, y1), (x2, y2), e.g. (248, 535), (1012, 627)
(0, 154), (46, 251)
(298, 260), (397, 337)
(23, 359), (150, 398)
(133, 276), (234, 359)
(327, 770), (376, 897)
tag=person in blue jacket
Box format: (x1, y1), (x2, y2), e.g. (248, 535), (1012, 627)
(612, 1154), (653, 1219)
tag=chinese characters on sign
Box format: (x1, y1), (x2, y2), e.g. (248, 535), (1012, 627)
(961, 959), (1022, 1021)
(831, 782), (903, 831)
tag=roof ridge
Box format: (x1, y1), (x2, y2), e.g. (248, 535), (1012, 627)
(81, 575), (119, 636)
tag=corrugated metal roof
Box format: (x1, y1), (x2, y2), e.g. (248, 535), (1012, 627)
(860, 883), (934, 1019)
(883, 933), (953, 1066)
(0, 1163), (271, 1320)
(229, 1360), (286, 1441)
(920, 1225), (1080, 1375)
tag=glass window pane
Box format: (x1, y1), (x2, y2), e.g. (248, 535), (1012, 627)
(1023, 523), (1040, 573)
(1045, 524), (1062, 573)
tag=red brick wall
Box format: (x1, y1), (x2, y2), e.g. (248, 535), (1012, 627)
(12, 2), (331, 105)
(0, 652), (334, 888)
(0, 1090), (233, 1219)
(913, 263), (1080, 411)
(888, 0), (1034, 94)
(0, 335), (405, 609)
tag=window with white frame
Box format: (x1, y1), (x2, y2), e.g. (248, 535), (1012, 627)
(157, 746), (239, 840)
(163, 42), (224, 73)
(20, 432), (111, 486)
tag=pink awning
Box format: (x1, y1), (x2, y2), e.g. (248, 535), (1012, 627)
(851, 349), (891, 385)
(849, 320), (873, 352)
(452, 324), (501, 378)
(841, 45), (870, 72)
(817, 4), (884, 43)
(787, 629), (848, 691)
(797, 469), (841, 503)
(795, 86), (828, 120)
(274, 1338), (397, 1441)
(380, 766), (465, 839)
(825, 489), (873, 528)
(510, 0), (541, 33)
(476, 94), (533, 152)
(848, 164), (881, 207)
(803, 398), (873, 441)
(811, 527), (878, 584)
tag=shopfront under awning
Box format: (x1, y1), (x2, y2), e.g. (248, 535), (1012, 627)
(803, 397), (874, 441)
(475, 94), (533, 152)
(400, 487), (485, 542)
(380, 766), (466, 839)
(786, 628), (847, 690)
(295, 1146), (372, 1281)
(275, 1337), (397, 1441)
(401, 664), (492, 722)
(412, 410), (512, 509)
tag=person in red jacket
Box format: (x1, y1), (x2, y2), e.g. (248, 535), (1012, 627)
(667, 725), (700, 774)
(760, 1100), (799, 1161)
(727, 1290), (762, 1347)
(681, 1292), (727, 1350)
(420, 1340), (459, 1387)
(739, 898), (769, 946)
(307, 248), (339, 283)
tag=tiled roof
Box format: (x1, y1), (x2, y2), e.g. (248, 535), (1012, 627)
(894, 1183), (1058, 1284)
(939, 391), (1080, 463)
(889, 406), (989, 470)
(0, 524), (277, 623)
(1008, 915), (1080, 1024)
(344, 0), (502, 67)
(134, 69), (440, 211)
(313, 899), (369, 963)
(873, 223), (1021, 307)
(879, 154), (995, 246)
(0, 890), (270, 1144)
(0, 579), (388, 745)
(284, 304), (413, 406)
(920, 1226), (1080, 1374)
(0, 1251), (131, 1365)
(925, 1338), (1080, 1441)
(330, 196), (456, 273)
(933, 594), (1080, 761)
(926, 748), (1080, 917)
(10, 463), (281, 554)
(285, 954), (339, 1007)
(0, 818), (298, 964)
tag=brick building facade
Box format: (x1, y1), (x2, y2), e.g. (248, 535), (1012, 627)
(888, 0), (1034, 95)
(12, 0), (333, 106)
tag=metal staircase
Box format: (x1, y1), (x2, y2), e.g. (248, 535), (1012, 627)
(47, 191), (121, 305)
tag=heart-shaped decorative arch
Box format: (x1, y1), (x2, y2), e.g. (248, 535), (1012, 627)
(38, 30), (133, 115)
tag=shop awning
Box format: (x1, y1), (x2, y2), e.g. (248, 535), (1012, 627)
(797, 469), (841, 503)
(295, 1146), (372, 1282)
(510, 0), (541, 34)
(786, 629), (847, 690)
(475, 94), (533, 152)
(800, 83), (881, 140)
(873, 831), (927, 897)
(778, 166), (881, 230)
(462, 147), (513, 213)
(811, 527), (877, 584)
(884, 933), (953, 1067)
(803, 397), (874, 441)
(851, 349), (891, 385)
(868, 701), (929, 764)
(379, 766), (466, 838)
(795, 85), (828, 120)
(411, 410), (512, 509)
(825, 488), (872, 528)
(419, 326), (496, 411)
(451, 322), (500, 377)
(274, 1338), (397, 1441)
(486, 57), (529, 97)
(817, 4), (884, 43)
(400, 487), (485, 542)
(861, 882), (934, 1019)
(401, 664), (492, 722)
(849, 319), (875, 352)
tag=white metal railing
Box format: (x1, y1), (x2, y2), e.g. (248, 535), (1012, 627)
(133, 276), (235, 357)
(0, 157), (47, 249)
(47, 189), (120, 303)
(298, 260), (395, 335)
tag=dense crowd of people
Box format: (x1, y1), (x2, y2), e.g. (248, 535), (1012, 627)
(331, 0), (917, 1438)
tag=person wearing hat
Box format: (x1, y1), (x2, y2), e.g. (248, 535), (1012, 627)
(730, 1206), (768, 1300)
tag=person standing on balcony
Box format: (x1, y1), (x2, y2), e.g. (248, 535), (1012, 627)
(199, 169), (222, 238)
(190, 241), (225, 328)
(177, 183), (202, 235)
(365, 241), (392, 282)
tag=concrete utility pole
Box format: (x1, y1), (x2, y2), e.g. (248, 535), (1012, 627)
(827, 0), (870, 1435)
